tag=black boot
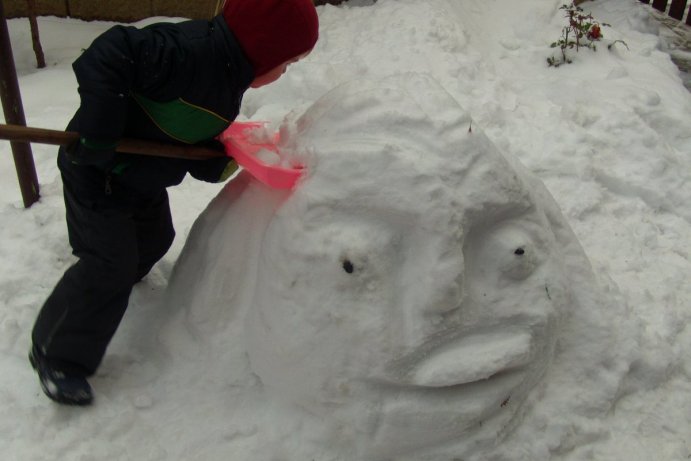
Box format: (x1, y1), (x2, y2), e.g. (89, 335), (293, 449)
(29, 347), (93, 406)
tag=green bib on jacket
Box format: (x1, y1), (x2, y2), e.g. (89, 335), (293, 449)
(132, 93), (229, 144)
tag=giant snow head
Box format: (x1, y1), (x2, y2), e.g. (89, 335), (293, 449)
(164, 73), (635, 460)
(246, 74), (569, 456)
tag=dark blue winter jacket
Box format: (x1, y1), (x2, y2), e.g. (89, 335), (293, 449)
(61, 15), (254, 202)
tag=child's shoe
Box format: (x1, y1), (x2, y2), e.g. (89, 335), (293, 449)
(29, 347), (93, 406)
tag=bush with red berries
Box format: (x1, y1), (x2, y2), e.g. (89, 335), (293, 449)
(547, 2), (623, 67)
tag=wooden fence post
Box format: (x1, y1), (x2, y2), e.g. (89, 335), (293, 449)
(214, 0), (224, 16)
(26, 0), (46, 68)
(652, 0), (670, 12)
(641, 0), (691, 27)
(0, 1), (40, 208)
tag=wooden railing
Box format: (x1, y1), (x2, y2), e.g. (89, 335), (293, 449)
(640, 0), (691, 25)
(4, 0), (345, 23)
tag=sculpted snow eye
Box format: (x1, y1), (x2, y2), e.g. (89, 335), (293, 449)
(467, 223), (546, 284)
(503, 243), (538, 281)
(342, 259), (355, 274)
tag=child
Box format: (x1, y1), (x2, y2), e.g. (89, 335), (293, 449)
(29, 0), (319, 405)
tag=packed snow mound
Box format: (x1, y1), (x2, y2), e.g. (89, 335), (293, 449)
(163, 74), (638, 460)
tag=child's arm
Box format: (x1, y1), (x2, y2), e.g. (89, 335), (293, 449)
(71, 24), (193, 147)
(186, 139), (237, 183)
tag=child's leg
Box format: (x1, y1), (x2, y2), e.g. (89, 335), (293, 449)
(134, 190), (175, 282)
(31, 186), (142, 376)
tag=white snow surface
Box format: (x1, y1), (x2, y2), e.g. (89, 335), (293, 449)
(0, 0), (690, 460)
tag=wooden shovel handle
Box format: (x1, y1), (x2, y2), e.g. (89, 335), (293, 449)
(0, 124), (224, 160)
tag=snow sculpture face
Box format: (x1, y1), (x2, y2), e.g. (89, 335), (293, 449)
(245, 74), (570, 457)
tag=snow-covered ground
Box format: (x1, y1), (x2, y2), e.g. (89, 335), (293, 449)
(1, 0), (690, 459)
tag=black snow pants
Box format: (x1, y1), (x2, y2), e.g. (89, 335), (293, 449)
(32, 154), (175, 376)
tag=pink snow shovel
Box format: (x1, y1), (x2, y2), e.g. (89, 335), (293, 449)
(219, 121), (304, 190)
(0, 121), (304, 190)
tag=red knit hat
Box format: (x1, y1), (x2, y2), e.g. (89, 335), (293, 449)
(222, 0), (319, 78)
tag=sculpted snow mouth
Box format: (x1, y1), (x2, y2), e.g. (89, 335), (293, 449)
(363, 331), (537, 458)
(390, 329), (535, 389)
